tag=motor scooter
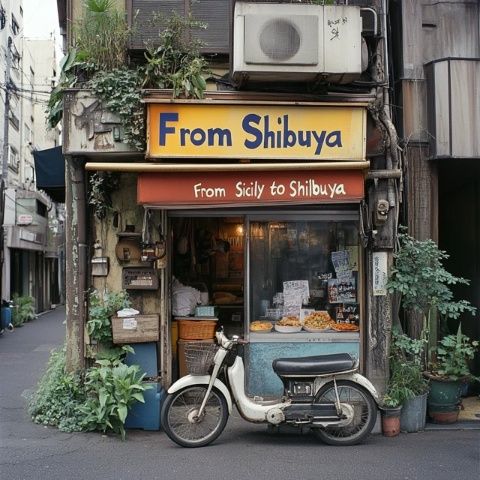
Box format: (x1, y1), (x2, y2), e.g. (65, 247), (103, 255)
(161, 329), (379, 447)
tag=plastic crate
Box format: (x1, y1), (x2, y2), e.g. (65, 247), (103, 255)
(125, 382), (165, 431)
(124, 343), (158, 377)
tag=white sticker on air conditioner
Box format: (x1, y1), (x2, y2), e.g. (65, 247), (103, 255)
(122, 317), (138, 330)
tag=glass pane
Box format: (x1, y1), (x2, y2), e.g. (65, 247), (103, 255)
(249, 219), (360, 331)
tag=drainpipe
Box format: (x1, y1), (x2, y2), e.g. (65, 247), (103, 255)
(65, 155), (86, 372)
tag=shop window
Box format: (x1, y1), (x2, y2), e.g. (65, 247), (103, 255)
(8, 145), (19, 171)
(9, 110), (19, 131)
(249, 218), (360, 331)
(36, 200), (47, 218)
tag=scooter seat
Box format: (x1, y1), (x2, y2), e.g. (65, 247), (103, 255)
(272, 353), (355, 377)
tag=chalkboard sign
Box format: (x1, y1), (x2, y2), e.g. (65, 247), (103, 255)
(122, 267), (159, 290)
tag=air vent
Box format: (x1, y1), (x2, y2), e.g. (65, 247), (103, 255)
(244, 15), (318, 65)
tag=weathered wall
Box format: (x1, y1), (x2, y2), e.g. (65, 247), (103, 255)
(91, 172), (163, 317)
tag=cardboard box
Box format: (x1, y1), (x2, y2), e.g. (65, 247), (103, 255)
(111, 315), (159, 344)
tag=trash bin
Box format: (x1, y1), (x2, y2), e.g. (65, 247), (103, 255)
(1, 301), (13, 330)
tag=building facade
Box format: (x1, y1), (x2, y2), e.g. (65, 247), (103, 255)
(390, 0), (480, 375)
(1, 0), (64, 311)
(58, 0), (401, 396)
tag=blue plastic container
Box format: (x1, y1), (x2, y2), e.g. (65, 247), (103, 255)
(1, 306), (12, 329)
(125, 343), (158, 377)
(125, 382), (165, 431)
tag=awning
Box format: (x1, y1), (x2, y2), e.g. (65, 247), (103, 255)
(33, 146), (65, 203)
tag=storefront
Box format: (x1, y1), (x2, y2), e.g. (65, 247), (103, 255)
(133, 98), (370, 397)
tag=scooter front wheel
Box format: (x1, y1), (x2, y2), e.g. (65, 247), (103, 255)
(161, 385), (229, 448)
(312, 380), (377, 446)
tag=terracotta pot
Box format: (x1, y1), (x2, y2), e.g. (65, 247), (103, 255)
(381, 406), (402, 437)
(429, 409), (460, 424)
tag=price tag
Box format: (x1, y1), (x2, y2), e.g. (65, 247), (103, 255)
(122, 317), (138, 330)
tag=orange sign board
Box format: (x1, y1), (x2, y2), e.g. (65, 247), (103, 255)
(147, 103), (366, 160)
(137, 170), (364, 206)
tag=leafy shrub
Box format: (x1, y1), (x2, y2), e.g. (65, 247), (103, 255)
(11, 295), (36, 327)
(432, 324), (479, 380)
(81, 349), (150, 440)
(28, 345), (150, 438)
(87, 290), (130, 345)
(27, 347), (87, 432)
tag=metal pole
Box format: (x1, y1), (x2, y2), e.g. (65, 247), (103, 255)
(1, 36), (12, 305)
(2, 36), (12, 181)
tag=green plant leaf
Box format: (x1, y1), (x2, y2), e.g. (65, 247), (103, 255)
(117, 404), (128, 424)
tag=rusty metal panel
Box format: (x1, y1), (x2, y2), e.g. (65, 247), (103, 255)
(63, 90), (138, 156)
(430, 59), (480, 159)
(433, 61), (450, 157)
(450, 60), (480, 158)
(401, 80), (428, 143)
(421, 2), (479, 64)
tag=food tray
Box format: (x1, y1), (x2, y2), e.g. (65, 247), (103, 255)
(332, 324), (360, 332)
(250, 321), (273, 333)
(274, 324), (302, 333)
(302, 326), (333, 333)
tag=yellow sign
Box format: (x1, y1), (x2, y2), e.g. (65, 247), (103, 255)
(147, 103), (366, 160)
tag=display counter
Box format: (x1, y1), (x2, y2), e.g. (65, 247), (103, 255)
(249, 331), (359, 343)
(245, 338), (360, 397)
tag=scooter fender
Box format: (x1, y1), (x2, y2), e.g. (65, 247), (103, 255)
(167, 375), (233, 414)
(340, 373), (380, 404)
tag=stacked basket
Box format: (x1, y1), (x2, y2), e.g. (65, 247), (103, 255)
(176, 316), (218, 376)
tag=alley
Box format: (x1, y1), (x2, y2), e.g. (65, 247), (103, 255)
(0, 307), (478, 480)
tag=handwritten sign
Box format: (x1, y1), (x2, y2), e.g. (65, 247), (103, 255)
(138, 170), (365, 206)
(283, 280), (310, 316)
(328, 278), (356, 304)
(373, 252), (388, 296)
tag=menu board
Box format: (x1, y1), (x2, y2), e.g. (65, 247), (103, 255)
(327, 277), (356, 304)
(283, 280), (309, 316)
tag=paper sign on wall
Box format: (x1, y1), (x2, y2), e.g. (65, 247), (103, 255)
(373, 252), (388, 296)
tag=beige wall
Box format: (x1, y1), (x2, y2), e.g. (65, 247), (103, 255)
(92, 173), (162, 317)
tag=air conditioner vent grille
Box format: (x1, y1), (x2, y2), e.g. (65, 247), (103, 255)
(259, 20), (301, 61)
(244, 14), (318, 66)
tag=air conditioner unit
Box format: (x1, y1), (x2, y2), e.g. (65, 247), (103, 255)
(232, 2), (363, 84)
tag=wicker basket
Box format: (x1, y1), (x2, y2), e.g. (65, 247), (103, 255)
(178, 320), (217, 340)
(184, 342), (219, 375)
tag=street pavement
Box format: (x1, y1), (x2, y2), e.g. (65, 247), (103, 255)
(0, 307), (479, 480)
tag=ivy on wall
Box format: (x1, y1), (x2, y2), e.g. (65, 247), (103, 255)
(47, 2), (210, 151)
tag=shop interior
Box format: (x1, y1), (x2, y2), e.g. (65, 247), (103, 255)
(169, 212), (362, 379)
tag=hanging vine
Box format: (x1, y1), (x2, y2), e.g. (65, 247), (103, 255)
(88, 172), (120, 219)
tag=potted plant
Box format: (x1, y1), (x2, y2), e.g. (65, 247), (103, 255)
(380, 338), (427, 437)
(425, 324), (479, 423)
(387, 230), (477, 424)
(380, 386), (403, 437)
(390, 329), (430, 432)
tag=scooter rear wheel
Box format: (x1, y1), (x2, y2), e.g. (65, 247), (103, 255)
(161, 385), (229, 448)
(312, 380), (377, 446)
